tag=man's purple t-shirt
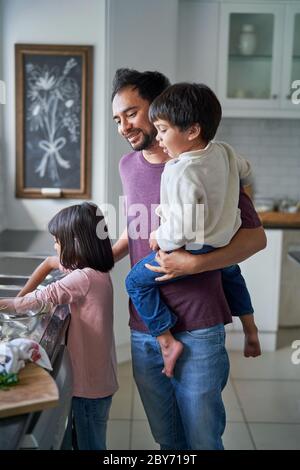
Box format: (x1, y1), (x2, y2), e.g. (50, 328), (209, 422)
(119, 151), (261, 333)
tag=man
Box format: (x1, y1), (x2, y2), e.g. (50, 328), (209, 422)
(111, 68), (266, 450)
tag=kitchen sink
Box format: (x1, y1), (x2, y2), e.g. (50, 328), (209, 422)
(0, 275), (29, 287)
(0, 288), (21, 298)
(0, 253), (66, 302)
(0, 254), (46, 277)
(0, 309), (51, 341)
(0, 254), (46, 298)
(0, 276), (28, 298)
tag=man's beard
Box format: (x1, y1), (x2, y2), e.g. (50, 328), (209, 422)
(129, 128), (157, 151)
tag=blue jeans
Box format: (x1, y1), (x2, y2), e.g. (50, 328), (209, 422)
(126, 247), (254, 337)
(62, 395), (112, 450)
(131, 324), (230, 450)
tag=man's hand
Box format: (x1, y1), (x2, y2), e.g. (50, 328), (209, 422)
(145, 248), (197, 281)
(149, 231), (159, 251)
(145, 226), (267, 281)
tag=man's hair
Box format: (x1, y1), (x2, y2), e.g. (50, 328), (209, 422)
(111, 68), (170, 103)
(149, 82), (222, 142)
(48, 202), (114, 272)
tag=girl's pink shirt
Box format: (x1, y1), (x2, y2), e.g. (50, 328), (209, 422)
(14, 268), (118, 399)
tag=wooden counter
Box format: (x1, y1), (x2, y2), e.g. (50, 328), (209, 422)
(0, 363), (59, 419)
(258, 211), (300, 228)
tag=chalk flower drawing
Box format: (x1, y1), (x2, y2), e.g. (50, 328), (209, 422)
(26, 58), (80, 184)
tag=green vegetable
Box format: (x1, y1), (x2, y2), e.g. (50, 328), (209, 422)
(0, 371), (19, 389)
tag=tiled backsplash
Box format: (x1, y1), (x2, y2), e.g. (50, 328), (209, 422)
(217, 119), (300, 201)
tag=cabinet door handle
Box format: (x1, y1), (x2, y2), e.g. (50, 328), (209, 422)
(271, 94), (278, 99)
(286, 93), (292, 100)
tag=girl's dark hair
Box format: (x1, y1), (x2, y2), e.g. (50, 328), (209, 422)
(48, 203), (114, 272)
(111, 68), (170, 103)
(149, 82), (222, 142)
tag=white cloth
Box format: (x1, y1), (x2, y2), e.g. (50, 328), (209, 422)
(155, 141), (252, 251)
(0, 338), (52, 374)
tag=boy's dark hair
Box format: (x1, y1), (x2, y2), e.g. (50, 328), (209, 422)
(48, 203), (114, 272)
(111, 68), (170, 103)
(149, 82), (222, 142)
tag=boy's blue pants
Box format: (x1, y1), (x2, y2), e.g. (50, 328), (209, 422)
(125, 246), (254, 337)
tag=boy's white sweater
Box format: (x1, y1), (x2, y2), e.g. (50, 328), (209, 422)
(155, 141), (252, 252)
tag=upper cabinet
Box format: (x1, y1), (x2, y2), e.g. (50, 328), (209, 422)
(281, 5), (300, 111)
(218, 2), (300, 118)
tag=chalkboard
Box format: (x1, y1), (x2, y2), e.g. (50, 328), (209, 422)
(15, 45), (93, 199)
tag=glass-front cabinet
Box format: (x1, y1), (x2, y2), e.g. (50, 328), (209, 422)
(281, 6), (300, 110)
(218, 3), (300, 118)
(292, 14), (300, 86)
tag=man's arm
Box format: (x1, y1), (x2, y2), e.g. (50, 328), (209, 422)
(17, 256), (60, 297)
(112, 227), (129, 262)
(203, 226), (267, 268)
(146, 226), (266, 281)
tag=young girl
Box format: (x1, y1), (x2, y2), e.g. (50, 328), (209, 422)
(0, 202), (118, 450)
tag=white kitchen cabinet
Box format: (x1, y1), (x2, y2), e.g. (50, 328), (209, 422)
(218, 2), (300, 118)
(226, 229), (283, 351)
(278, 230), (300, 327)
(281, 5), (300, 111)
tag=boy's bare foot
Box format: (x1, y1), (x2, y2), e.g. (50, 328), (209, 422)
(160, 339), (184, 377)
(244, 330), (261, 357)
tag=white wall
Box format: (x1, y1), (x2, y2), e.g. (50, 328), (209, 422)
(177, 0), (219, 91)
(2, 0), (108, 229)
(0, 0), (6, 232)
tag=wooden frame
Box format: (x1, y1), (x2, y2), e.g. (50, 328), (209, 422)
(15, 44), (93, 199)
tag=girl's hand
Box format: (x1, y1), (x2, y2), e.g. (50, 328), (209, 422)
(149, 231), (159, 251)
(0, 299), (14, 312)
(145, 249), (199, 281)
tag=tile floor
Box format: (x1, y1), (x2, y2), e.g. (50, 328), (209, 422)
(107, 339), (300, 450)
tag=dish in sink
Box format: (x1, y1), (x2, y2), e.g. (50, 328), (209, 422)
(0, 304), (52, 341)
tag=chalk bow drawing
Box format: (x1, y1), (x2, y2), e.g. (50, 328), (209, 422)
(26, 58), (80, 185)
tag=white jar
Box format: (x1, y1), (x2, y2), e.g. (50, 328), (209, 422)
(239, 24), (256, 56)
